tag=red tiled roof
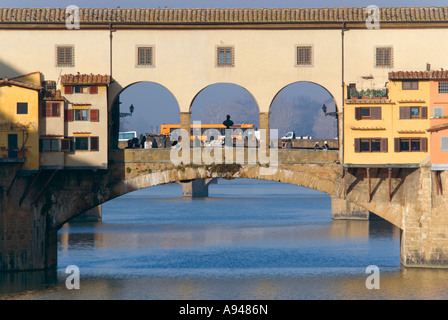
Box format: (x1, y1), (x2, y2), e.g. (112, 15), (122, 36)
(0, 7), (448, 24)
(389, 70), (448, 80)
(61, 74), (111, 85)
(0, 79), (41, 90)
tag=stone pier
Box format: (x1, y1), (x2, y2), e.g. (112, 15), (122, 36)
(331, 196), (371, 220)
(180, 178), (217, 197)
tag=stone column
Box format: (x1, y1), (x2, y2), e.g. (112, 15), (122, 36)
(179, 111), (191, 141)
(259, 112), (270, 150)
(331, 196), (370, 220)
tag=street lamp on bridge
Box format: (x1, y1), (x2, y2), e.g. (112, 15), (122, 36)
(322, 104), (339, 139)
(120, 104), (135, 118)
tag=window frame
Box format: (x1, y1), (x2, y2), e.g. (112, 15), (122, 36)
(40, 138), (61, 152)
(56, 45), (75, 67)
(375, 46), (393, 68)
(136, 45), (155, 68)
(394, 137), (427, 152)
(433, 107), (444, 118)
(74, 137), (89, 151)
(17, 102), (28, 115)
(216, 46), (235, 67)
(355, 106), (382, 120)
(354, 138), (388, 153)
(73, 109), (89, 121)
(441, 137), (448, 152)
(295, 45), (313, 67)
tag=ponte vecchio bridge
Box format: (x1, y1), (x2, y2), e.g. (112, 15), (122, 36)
(0, 7), (447, 270)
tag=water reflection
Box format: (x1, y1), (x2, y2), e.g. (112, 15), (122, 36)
(2, 180), (447, 300)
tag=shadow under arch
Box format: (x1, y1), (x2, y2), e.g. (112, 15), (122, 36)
(269, 81), (339, 140)
(109, 81), (181, 150)
(189, 82), (260, 128)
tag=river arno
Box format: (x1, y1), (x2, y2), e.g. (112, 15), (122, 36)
(1, 179), (448, 300)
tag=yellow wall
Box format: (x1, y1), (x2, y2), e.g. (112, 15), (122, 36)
(0, 84), (40, 170)
(344, 80), (430, 165)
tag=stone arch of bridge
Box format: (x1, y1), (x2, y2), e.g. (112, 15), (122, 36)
(55, 164), (403, 231)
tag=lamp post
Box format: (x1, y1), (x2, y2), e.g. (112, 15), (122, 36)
(322, 104), (339, 139)
(120, 104), (134, 118)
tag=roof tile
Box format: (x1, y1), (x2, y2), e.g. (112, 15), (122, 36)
(61, 74), (111, 85)
(0, 7), (447, 24)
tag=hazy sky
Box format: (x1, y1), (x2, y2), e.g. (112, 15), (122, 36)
(2, 0), (448, 8)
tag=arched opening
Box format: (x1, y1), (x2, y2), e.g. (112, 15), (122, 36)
(110, 82), (180, 149)
(270, 82), (338, 141)
(190, 83), (259, 128)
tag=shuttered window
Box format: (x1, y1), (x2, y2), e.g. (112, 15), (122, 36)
(399, 107), (427, 119)
(394, 137), (428, 152)
(42, 102), (60, 117)
(354, 138), (387, 152)
(355, 107), (381, 120)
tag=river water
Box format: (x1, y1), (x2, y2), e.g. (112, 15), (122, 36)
(1, 179), (448, 300)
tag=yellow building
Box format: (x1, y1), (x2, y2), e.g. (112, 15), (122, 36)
(0, 72), (42, 170)
(344, 72), (430, 167)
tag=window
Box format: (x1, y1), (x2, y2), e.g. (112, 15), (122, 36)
(69, 136), (99, 151)
(74, 109), (89, 121)
(137, 46), (154, 66)
(355, 107), (382, 120)
(441, 137), (448, 152)
(402, 81), (418, 90)
(64, 85), (98, 94)
(75, 137), (89, 150)
(56, 45), (74, 67)
(17, 102), (28, 114)
(399, 106), (427, 119)
(217, 46), (234, 67)
(42, 102), (60, 117)
(42, 81), (56, 91)
(375, 47), (393, 68)
(40, 139), (60, 152)
(433, 107), (444, 118)
(296, 46), (312, 66)
(354, 138), (388, 152)
(438, 82), (448, 94)
(394, 137), (427, 152)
